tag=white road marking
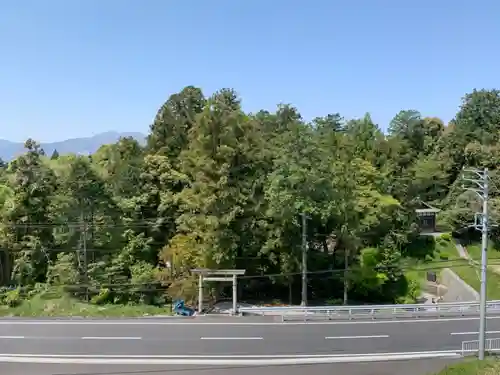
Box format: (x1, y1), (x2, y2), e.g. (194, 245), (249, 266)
(0, 350), (469, 358)
(81, 337), (142, 340)
(451, 330), (500, 336)
(0, 336), (85, 340)
(200, 336), (263, 340)
(0, 315), (499, 326)
(325, 335), (389, 340)
(0, 352), (462, 365)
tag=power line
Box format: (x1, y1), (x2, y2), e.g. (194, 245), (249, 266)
(3, 260), (489, 293)
(2, 244), (496, 270)
(0, 222), (169, 229)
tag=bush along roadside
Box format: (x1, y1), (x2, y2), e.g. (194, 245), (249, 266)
(0, 285), (172, 317)
(435, 357), (500, 375)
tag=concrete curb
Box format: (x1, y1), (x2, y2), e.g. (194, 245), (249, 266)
(0, 351), (462, 365)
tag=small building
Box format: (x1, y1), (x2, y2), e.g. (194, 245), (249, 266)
(415, 201), (440, 233)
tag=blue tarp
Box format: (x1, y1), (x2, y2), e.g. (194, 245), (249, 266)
(172, 299), (196, 316)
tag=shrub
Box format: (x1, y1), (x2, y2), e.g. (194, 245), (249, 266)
(91, 288), (112, 305)
(439, 232), (452, 241)
(3, 288), (22, 307)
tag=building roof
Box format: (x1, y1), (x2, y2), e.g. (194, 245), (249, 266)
(415, 207), (441, 214)
(415, 201), (441, 213)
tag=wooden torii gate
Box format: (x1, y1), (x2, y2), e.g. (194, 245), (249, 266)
(191, 268), (246, 315)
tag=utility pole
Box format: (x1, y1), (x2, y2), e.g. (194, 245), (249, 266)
(80, 210), (89, 302)
(462, 168), (489, 360)
(343, 248), (349, 305)
(301, 213), (309, 306)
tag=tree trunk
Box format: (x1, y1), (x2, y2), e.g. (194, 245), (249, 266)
(343, 248), (349, 305)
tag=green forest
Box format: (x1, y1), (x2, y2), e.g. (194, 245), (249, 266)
(1, 86), (500, 313)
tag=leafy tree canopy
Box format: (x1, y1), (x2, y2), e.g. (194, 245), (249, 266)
(0, 86), (496, 306)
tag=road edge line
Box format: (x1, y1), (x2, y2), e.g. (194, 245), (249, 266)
(0, 352), (462, 365)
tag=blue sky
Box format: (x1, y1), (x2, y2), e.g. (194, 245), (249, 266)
(1, 0), (499, 142)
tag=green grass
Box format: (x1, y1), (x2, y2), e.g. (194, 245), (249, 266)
(449, 261), (500, 300)
(403, 235), (461, 283)
(446, 242), (500, 300)
(434, 358), (500, 374)
(0, 293), (172, 317)
(402, 235), (500, 301)
(464, 244), (500, 262)
(439, 239), (462, 261)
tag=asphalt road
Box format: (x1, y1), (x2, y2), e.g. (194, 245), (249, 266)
(0, 359), (462, 375)
(0, 315), (498, 356)
(0, 315), (495, 375)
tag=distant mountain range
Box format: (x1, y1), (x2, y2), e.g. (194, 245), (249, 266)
(0, 131), (147, 161)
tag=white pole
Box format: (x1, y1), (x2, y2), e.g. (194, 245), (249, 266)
(232, 274), (237, 315)
(198, 274), (203, 314)
(301, 213), (308, 306)
(479, 168), (489, 360)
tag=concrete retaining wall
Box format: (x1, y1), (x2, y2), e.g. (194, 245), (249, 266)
(423, 282), (448, 299)
(439, 268), (479, 302)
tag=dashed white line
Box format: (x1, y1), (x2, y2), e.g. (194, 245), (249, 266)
(325, 335), (389, 340)
(0, 336), (25, 339)
(200, 337), (263, 340)
(81, 337), (142, 340)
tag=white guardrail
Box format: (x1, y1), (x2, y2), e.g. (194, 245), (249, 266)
(462, 337), (500, 356)
(238, 300), (500, 321)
